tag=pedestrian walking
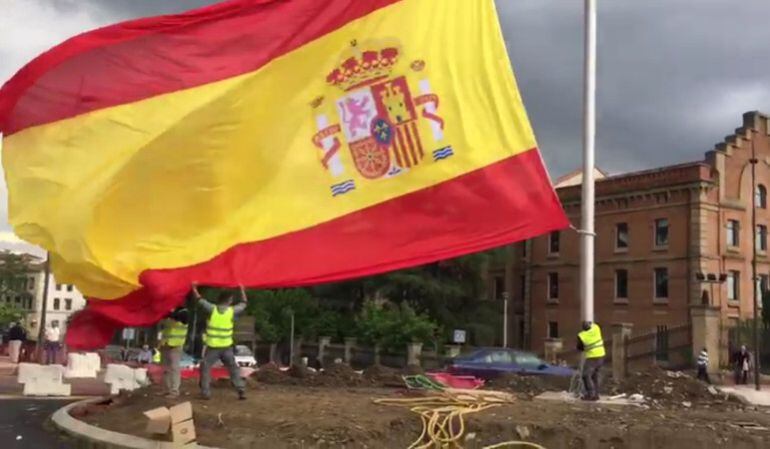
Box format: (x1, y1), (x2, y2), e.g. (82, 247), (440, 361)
(44, 322), (61, 365)
(734, 345), (751, 385)
(8, 322), (26, 364)
(696, 347), (710, 384)
(192, 284), (247, 401)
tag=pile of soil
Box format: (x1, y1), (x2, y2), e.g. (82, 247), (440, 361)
(485, 374), (549, 398)
(287, 364), (315, 379)
(316, 363), (364, 387)
(362, 364), (401, 387)
(253, 363), (295, 385)
(608, 367), (739, 409)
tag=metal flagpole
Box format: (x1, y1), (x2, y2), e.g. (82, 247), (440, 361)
(580, 0), (598, 323)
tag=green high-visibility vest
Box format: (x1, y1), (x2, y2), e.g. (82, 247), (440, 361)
(206, 307), (234, 348)
(161, 320), (188, 348)
(578, 323), (606, 359)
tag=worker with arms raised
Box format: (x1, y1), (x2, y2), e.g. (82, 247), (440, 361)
(192, 284), (247, 401)
(576, 320), (605, 401)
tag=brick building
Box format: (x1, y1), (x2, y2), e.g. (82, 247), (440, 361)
(489, 111), (770, 356)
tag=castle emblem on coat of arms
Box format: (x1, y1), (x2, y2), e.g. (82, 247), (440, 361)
(311, 40), (452, 197)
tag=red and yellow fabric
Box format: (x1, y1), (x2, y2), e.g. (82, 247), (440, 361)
(0, 0), (568, 349)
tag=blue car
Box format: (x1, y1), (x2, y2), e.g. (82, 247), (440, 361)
(446, 348), (574, 379)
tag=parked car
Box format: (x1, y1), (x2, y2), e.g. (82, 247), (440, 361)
(446, 348), (574, 379)
(233, 345), (257, 368)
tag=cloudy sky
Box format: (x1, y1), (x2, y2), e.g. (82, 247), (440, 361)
(1, 0), (769, 252)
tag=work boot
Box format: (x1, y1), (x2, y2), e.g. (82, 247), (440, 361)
(238, 390), (246, 401)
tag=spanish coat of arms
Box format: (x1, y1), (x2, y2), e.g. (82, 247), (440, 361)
(311, 40), (453, 197)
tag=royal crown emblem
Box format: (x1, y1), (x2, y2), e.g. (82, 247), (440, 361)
(311, 40), (452, 197)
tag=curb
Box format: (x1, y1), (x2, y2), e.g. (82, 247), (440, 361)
(51, 398), (219, 449)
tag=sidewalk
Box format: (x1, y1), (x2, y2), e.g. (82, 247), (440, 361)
(719, 385), (770, 407)
(0, 356), (110, 397)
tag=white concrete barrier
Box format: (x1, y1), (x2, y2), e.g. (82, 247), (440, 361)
(18, 364), (71, 397)
(105, 364), (150, 395)
(65, 353), (99, 379)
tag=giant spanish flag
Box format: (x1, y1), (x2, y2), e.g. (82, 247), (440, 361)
(0, 0), (567, 348)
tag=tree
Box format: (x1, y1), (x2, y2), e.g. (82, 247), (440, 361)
(0, 251), (34, 327)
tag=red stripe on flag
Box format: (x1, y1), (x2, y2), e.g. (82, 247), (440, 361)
(65, 148), (568, 350)
(403, 122), (420, 164)
(395, 127), (410, 167)
(412, 122), (425, 159)
(0, 0), (401, 135)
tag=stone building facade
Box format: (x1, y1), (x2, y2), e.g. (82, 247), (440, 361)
(489, 111), (770, 360)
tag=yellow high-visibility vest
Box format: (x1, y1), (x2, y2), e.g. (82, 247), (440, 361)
(578, 323), (606, 359)
(161, 320), (188, 348)
(152, 349), (161, 363)
(206, 307), (234, 348)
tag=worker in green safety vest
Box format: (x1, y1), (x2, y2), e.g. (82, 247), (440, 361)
(576, 321), (605, 401)
(192, 283), (247, 401)
(159, 307), (189, 398)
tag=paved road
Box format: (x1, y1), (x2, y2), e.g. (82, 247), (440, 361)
(0, 398), (76, 448)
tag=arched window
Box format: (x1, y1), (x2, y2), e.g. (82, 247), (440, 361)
(756, 185), (767, 209)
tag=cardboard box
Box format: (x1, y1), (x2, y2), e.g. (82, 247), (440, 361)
(171, 419), (196, 445)
(169, 402), (193, 424)
(143, 406), (171, 435)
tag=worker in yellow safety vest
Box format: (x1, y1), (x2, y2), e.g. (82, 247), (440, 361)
(576, 321), (605, 401)
(159, 307), (189, 398)
(192, 283), (247, 401)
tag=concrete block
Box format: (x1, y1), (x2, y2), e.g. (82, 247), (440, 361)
(19, 364), (71, 396)
(105, 364), (149, 395)
(65, 353), (99, 378)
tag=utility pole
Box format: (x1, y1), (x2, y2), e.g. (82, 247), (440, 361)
(35, 252), (51, 363)
(750, 130), (761, 391)
(580, 0), (598, 323)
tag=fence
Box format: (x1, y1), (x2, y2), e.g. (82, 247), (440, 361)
(726, 321), (770, 372)
(626, 323), (691, 370)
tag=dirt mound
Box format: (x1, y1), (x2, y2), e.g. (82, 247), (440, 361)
(363, 364), (402, 387)
(253, 363), (294, 385)
(401, 364), (425, 375)
(485, 374), (549, 398)
(609, 367), (736, 409)
(288, 364), (315, 379)
(317, 363), (364, 387)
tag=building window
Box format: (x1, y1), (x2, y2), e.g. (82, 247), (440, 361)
(757, 225), (768, 252)
(55, 283), (62, 291)
(66, 284), (73, 292)
(654, 219), (669, 247)
(654, 268), (669, 299)
(521, 241), (529, 259)
(53, 298), (60, 310)
(615, 223), (629, 250)
(547, 321), (559, 339)
(615, 269), (629, 299)
(547, 272), (559, 300)
(65, 299), (72, 311)
(14, 296), (20, 304)
(28, 277), (34, 291)
(727, 220), (740, 247)
(51, 320), (59, 328)
(727, 271), (740, 301)
(756, 185), (767, 209)
(519, 275), (526, 300)
(548, 231), (560, 255)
